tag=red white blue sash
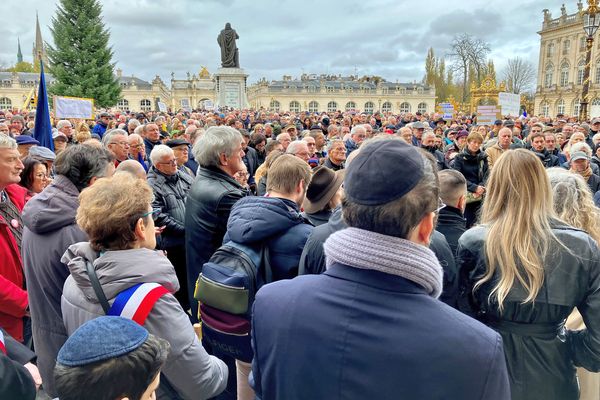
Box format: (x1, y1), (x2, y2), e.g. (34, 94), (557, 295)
(108, 283), (169, 326)
(0, 330), (6, 355)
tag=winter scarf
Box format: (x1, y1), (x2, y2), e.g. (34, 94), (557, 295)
(324, 227), (443, 298)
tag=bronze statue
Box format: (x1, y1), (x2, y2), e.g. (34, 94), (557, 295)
(217, 23), (239, 68)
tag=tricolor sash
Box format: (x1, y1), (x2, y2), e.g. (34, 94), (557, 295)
(108, 283), (169, 326)
(0, 330), (6, 355)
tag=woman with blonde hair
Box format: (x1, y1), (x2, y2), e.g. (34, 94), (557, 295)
(457, 149), (600, 400)
(547, 167), (600, 400)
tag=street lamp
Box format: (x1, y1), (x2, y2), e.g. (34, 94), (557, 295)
(580, 0), (600, 122)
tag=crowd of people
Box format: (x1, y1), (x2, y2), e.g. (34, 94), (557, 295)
(1, 105), (600, 400)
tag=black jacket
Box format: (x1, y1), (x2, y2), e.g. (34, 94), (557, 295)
(452, 149), (489, 192)
(457, 222), (600, 400)
(436, 206), (466, 257)
(323, 157), (344, 171)
(301, 209), (331, 227)
(243, 146), (260, 184)
(184, 166), (248, 319)
(299, 206), (459, 307)
(144, 137), (160, 165)
(532, 149), (560, 168)
(147, 167), (193, 248)
(423, 146), (447, 170)
(588, 173), (600, 193)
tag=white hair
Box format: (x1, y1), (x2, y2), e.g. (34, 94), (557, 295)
(0, 133), (17, 149)
(593, 132), (600, 145)
(571, 141), (593, 157)
(422, 130), (436, 141)
(350, 125), (366, 136)
(133, 125), (144, 136)
(286, 140), (308, 155)
(102, 129), (129, 147)
(193, 126), (242, 168)
(128, 119), (141, 128)
(150, 144), (174, 165)
(56, 120), (72, 130)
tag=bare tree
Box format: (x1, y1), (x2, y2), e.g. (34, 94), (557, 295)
(447, 33), (490, 103)
(502, 57), (536, 94)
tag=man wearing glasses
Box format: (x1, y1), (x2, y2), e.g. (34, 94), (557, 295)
(102, 129), (130, 166)
(127, 133), (148, 171)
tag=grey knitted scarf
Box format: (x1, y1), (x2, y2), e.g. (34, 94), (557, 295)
(323, 227), (443, 298)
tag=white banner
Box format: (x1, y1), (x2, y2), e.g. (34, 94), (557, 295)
(498, 92), (520, 117)
(54, 96), (94, 119)
(157, 102), (167, 112)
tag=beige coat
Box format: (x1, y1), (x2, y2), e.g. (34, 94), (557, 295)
(485, 143), (508, 169)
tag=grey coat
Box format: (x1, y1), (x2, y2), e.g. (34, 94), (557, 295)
(21, 175), (87, 397)
(61, 243), (228, 400)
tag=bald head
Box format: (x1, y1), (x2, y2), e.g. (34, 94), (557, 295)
(115, 160), (147, 179)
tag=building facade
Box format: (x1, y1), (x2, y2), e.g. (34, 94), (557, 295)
(535, 2), (600, 118)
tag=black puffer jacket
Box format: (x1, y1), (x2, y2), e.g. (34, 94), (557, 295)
(457, 222), (600, 400)
(532, 149), (560, 168)
(452, 148), (489, 192)
(147, 167), (193, 248)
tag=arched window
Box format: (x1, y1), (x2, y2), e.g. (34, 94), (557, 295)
(595, 61), (600, 84)
(417, 102), (427, 113)
(117, 99), (129, 111)
(327, 101), (338, 112)
(382, 101), (392, 113)
(289, 100), (300, 112)
(540, 101), (550, 117)
(577, 60), (585, 85)
(556, 99), (565, 115)
(308, 101), (319, 113)
(399, 102), (410, 113)
(269, 99), (280, 111)
(364, 101), (374, 114)
(545, 64), (554, 88)
(559, 62), (569, 87)
(345, 101), (356, 111)
(140, 99), (151, 112)
(0, 97), (11, 110)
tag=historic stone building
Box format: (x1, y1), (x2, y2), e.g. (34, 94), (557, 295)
(0, 18), (435, 114)
(535, 2), (600, 117)
(247, 74), (436, 114)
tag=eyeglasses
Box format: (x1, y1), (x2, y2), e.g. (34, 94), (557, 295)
(158, 159), (177, 166)
(140, 208), (160, 221)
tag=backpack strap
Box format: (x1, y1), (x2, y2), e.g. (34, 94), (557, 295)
(259, 243), (273, 285)
(0, 330), (6, 355)
(85, 261), (111, 314)
(108, 283), (169, 326)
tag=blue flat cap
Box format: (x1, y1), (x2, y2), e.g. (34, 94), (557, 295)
(57, 316), (148, 367)
(28, 146), (56, 161)
(344, 139), (424, 206)
(16, 135), (40, 146)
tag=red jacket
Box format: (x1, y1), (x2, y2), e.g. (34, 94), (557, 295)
(0, 184), (28, 342)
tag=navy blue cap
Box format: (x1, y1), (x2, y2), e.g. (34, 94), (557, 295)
(57, 316), (148, 367)
(16, 135), (40, 146)
(344, 139), (424, 206)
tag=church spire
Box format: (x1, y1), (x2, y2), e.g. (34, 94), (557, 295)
(17, 38), (23, 63)
(33, 11), (48, 67)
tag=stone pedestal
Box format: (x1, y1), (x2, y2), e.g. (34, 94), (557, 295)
(214, 68), (249, 110)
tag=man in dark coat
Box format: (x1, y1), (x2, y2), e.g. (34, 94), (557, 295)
(184, 126), (248, 322)
(21, 145), (115, 397)
(422, 131), (447, 170)
(142, 123), (161, 164)
(147, 145), (194, 310)
(530, 132), (560, 168)
(240, 130), (259, 190)
(251, 138), (510, 400)
(437, 169), (467, 257)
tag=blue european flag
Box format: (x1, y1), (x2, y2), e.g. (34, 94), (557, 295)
(33, 61), (54, 152)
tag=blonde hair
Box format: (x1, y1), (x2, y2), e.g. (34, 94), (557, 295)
(477, 149), (559, 310)
(77, 173), (153, 251)
(547, 168), (600, 244)
(266, 154), (312, 194)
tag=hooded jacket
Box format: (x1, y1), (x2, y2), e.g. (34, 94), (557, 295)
(532, 148), (560, 168)
(224, 196), (313, 281)
(20, 175), (88, 396)
(0, 184), (27, 342)
(61, 243), (228, 400)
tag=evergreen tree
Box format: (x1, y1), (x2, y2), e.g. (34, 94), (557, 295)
(47, 0), (120, 108)
(424, 48), (436, 85)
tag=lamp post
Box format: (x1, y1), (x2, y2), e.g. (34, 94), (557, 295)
(580, 0), (600, 122)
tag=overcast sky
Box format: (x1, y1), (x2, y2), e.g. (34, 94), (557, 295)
(0, 0), (570, 85)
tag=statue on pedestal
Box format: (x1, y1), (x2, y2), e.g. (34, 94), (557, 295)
(217, 23), (240, 68)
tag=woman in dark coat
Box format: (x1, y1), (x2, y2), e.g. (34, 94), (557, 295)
(451, 131), (488, 228)
(457, 149), (600, 400)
